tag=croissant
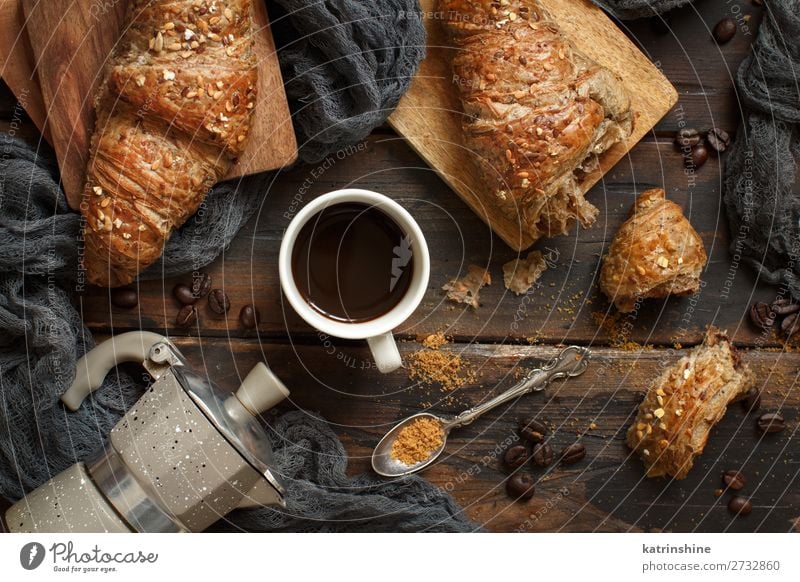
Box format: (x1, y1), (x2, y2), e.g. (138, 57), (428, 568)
(81, 0), (258, 287)
(627, 328), (754, 479)
(439, 0), (632, 242)
(600, 188), (707, 312)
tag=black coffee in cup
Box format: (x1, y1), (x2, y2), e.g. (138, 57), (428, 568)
(291, 202), (414, 322)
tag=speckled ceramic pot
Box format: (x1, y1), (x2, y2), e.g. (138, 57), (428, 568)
(6, 332), (290, 533)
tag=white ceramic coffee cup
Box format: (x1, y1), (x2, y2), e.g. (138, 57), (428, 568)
(279, 189), (430, 373)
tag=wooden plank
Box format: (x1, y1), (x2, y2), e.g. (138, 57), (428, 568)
(20, 0), (297, 209)
(163, 338), (798, 532)
(5, 338), (794, 532)
(0, 0), (48, 138)
(79, 134), (782, 348)
(388, 0), (678, 251)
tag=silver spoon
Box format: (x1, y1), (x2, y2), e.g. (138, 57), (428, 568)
(372, 345), (591, 478)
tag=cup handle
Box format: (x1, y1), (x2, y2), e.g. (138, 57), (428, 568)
(367, 332), (402, 374)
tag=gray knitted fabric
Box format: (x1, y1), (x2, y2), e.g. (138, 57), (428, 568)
(723, 1), (800, 299)
(0, 134), (474, 532)
(266, 0), (426, 164)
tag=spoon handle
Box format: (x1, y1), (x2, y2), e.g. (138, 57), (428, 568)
(444, 346), (590, 430)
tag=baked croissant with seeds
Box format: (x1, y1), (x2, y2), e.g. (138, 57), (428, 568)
(627, 328), (754, 479)
(600, 188), (707, 312)
(81, 0), (258, 287)
(439, 0), (633, 242)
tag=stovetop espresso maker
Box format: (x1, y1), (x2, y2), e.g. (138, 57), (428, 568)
(5, 331), (290, 533)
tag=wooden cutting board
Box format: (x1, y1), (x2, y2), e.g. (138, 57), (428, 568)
(388, 0), (678, 252)
(16, 0), (297, 210)
(0, 0), (48, 138)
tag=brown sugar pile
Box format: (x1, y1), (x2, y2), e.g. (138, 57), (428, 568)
(391, 417), (444, 465)
(419, 331), (448, 349)
(407, 333), (475, 391)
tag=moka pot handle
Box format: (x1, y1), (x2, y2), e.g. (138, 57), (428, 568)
(62, 331), (172, 411)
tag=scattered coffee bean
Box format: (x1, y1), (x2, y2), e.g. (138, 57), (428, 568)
(780, 313), (800, 337)
(728, 495), (752, 516)
(176, 304), (197, 327)
(723, 470), (746, 491)
(239, 304), (260, 329)
(531, 442), (554, 467)
(560, 443), (586, 465)
(749, 302), (775, 330)
(770, 298), (799, 316)
(757, 412), (786, 434)
(518, 418), (548, 444)
(741, 388), (762, 413)
(713, 18), (737, 45)
(173, 283), (196, 305)
(713, 488), (724, 498)
(706, 128), (731, 153)
(503, 445), (529, 470)
(688, 144), (709, 168)
(110, 288), (138, 309)
(506, 473), (536, 501)
(191, 272), (212, 298)
(208, 288), (231, 314)
(674, 128), (701, 150)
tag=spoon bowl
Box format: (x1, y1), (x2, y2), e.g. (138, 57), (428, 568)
(372, 412), (450, 477)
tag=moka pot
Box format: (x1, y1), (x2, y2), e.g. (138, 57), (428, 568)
(5, 331), (289, 533)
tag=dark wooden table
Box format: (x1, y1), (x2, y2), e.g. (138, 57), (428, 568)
(1, 0), (797, 532)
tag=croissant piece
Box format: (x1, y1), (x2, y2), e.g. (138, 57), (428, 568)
(627, 328), (754, 479)
(439, 0), (633, 242)
(600, 188), (707, 312)
(81, 0), (258, 287)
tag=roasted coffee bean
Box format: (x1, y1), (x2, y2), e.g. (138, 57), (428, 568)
(780, 313), (800, 337)
(757, 412), (786, 434)
(723, 470), (746, 491)
(239, 304), (260, 329)
(208, 288), (231, 314)
(560, 443), (586, 465)
(741, 388), (762, 413)
(728, 496), (752, 516)
(110, 288), (138, 309)
(770, 298), (799, 316)
(503, 445), (529, 469)
(518, 418), (548, 443)
(688, 145), (708, 168)
(749, 302), (774, 330)
(531, 442), (554, 467)
(173, 284), (196, 305)
(176, 304), (197, 327)
(191, 272), (212, 298)
(505, 473), (535, 500)
(706, 128), (731, 153)
(713, 18), (737, 44)
(674, 128), (701, 150)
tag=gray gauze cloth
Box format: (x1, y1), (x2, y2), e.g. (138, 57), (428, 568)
(723, 1), (800, 299)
